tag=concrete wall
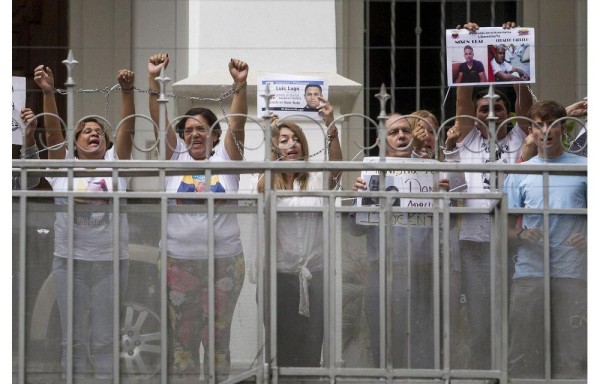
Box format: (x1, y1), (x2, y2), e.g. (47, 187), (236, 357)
(523, 0), (587, 103)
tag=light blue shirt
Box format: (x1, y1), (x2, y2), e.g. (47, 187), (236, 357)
(504, 153), (587, 279)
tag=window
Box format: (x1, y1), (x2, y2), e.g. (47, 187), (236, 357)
(364, 0), (519, 152)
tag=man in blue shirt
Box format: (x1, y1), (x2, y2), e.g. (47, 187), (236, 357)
(504, 100), (586, 379)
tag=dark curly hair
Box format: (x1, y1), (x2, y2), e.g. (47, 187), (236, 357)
(175, 107), (222, 150)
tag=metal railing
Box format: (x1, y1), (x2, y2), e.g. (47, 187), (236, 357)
(12, 52), (587, 384)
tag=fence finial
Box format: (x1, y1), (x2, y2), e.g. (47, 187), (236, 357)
(62, 50), (79, 87)
(375, 83), (391, 119)
(156, 67), (171, 102)
(260, 83), (274, 119)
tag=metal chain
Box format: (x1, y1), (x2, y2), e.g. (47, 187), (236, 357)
(526, 85), (539, 103)
(46, 84), (338, 184)
(50, 84), (249, 159)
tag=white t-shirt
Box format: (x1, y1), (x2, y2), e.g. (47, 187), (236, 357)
(447, 125), (527, 242)
(165, 139), (243, 259)
(46, 147), (130, 260)
(275, 172), (326, 273)
(491, 59), (514, 77)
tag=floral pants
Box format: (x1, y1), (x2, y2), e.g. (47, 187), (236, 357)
(166, 253), (245, 382)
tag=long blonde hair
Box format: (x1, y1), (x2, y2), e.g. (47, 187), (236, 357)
(257, 121), (310, 192)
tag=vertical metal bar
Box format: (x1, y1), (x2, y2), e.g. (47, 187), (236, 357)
(415, 0), (422, 110)
(365, 0), (372, 141)
(543, 171), (551, 379)
(376, 84), (390, 162)
(63, 50), (78, 384)
(66, 176), (75, 384)
(112, 169), (121, 384)
(490, 200), (500, 371)
(439, 0), (447, 122)
(378, 196), (386, 371)
(18, 178), (27, 384)
(499, 174), (509, 384)
(256, 194), (266, 384)
(322, 192), (331, 376)
(390, 0), (396, 113)
(265, 82), (277, 381)
(160, 193), (168, 384)
(63, 50), (77, 163)
(260, 84), (274, 383)
(485, 85), (499, 180)
(442, 197), (451, 375)
(269, 192), (278, 384)
(156, 68), (170, 161)
(156, 66), (170, 384)
(432, 195), (441, 370)
(208, 194), (216, 383)
(467, 0), (471, 22)
(406, 211), (412, 368)
(334, 203), (344, 370)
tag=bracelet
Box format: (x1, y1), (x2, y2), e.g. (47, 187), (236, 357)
(232, 81), (247, 94)
(120, 86), (134, 91)
(327, 127), (338, 140)
(517, 228), (526, 240)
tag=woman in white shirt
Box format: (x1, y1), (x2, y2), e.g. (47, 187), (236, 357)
(34, 65), (136, 380)
(257, 102), (341, 367)
(147, 54), (248, 382)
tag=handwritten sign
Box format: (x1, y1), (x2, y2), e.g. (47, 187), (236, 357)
(12, 76), (26, 145)
(257, 73), (328, 121)
(356, 157), (438, 227)
(446, 27), (535, 86)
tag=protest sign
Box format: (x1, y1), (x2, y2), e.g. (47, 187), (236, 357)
(356, 157), (439, 227)
(446, 27), (535, 86)
(257, 74), (328, 120)
(12, 76), (26, 145)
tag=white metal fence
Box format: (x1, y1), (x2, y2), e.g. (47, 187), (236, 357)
(12, 53), (587, 384)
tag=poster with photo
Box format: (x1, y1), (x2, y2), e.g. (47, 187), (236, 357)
(446, 27), (535, 86)
(257, 74), (328, 120)
(12, 76), (26, 145)
(356, 157), (438, 227)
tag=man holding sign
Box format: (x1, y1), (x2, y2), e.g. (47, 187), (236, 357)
(349, 113), (447, 369)
(446, 21), (533, 370)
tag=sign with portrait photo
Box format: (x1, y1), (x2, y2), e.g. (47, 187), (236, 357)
(446, 27), (535, 86)
(257, 73), (329, 121)
(356, 157), (439, 227)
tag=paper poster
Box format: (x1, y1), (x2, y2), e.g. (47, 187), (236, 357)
(356, 157), (438, 227)
(257, 73), (329, 120)
(12, 76), (26, 145)
(446, 27), (535, 86)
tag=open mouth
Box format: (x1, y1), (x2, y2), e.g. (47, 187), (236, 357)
(540, 136), (553, 145)
(89, 138), (100, 146)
